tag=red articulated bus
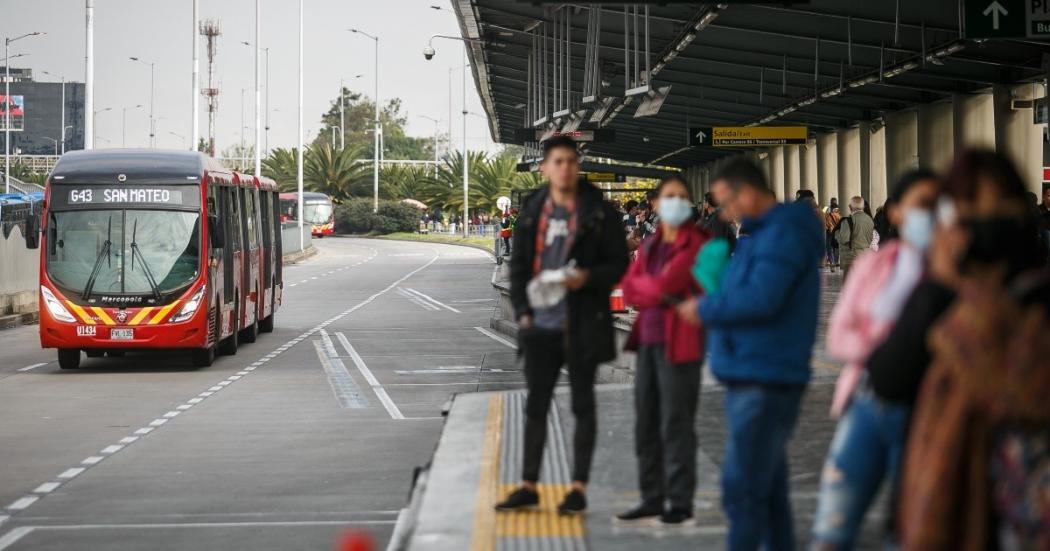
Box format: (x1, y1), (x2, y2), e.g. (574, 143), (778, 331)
(279, 191), (335, 237)
(35, 149), (283, 369)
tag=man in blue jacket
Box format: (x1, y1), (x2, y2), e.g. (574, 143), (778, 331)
(678, 158), (824, 551)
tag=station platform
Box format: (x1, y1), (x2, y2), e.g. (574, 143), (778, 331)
(399, 269), (889, 550)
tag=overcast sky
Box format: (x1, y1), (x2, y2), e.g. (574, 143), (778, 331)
(2, 0), (497, 154)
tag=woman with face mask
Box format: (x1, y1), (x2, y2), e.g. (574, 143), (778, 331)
(889, 151), (1050, 550)
(617, 175), (710, 526)
(810, 169), (941, 550)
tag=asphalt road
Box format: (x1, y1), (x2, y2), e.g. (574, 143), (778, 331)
(0, 237), (521, 551)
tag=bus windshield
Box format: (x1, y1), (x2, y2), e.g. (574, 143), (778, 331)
(303, 201), (333, 225)
(46, 209), (201, 299)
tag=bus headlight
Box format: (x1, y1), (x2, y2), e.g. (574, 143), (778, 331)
(41, 286), (76, 323)
(170, 287), (206, 323)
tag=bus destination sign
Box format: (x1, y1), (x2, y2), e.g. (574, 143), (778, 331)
(52, 185), (199, 209)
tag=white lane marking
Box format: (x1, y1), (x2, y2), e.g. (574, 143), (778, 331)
(2, 249), (438, 524)
(176, 404), (193, 410)
(0, 527), (33, 550)
(288, 284), (297, 288)
(32, 483), (60, 494)
(17, 362), (48, 372)
(100, 445), (123, 454)
(474, 326), (517, 349)
(394, 368), (508, 375)
(452, 298), (495, 303)
(395, 288), (438, 311)
(163, 411), (180, 418)
(404, 288), (461, 313)
(6, 497), (38, 511)
(335, 332), (404, 420)
(312, 336), (368, 410)
(57, 468), (84, 479)
(118, 436), (139, 445)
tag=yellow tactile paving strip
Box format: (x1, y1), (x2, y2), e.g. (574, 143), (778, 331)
(495, 483), (586, 538)
(471, 394), (504, 551)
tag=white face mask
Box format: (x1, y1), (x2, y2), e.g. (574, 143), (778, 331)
(901, 208), (934, 251)
(658, 197), (693, 227)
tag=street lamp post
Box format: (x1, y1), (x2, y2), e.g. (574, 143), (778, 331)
(128, 57), (155, 147)
(91, 106), (111, 148)
(43, 136), (58, 156)
(122, 104), (143, 147)
(242, 41), (270, 159)
(349, 28), (380, 212)
(424, 34), (483, 238)
(41, 71), (67, 154)
(297, 0), (304, 251)
(5, 31), (43, 193)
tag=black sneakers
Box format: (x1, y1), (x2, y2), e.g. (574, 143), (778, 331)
(494, 487), (539, 511)
(614, 503), (663, 524)
(557, 488), (588, 514)
(660, 509), (696, 526)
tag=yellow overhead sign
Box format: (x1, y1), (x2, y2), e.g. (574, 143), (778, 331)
(711, 126), (808, 147)
(690, 126), (809, 147)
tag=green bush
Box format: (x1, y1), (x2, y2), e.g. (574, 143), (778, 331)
(334, 198), (420, 235)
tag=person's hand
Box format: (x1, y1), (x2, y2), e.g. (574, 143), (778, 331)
(563, 268), (589, 291)
(518, 315), (533, 329)
(676, 297), (701, 326)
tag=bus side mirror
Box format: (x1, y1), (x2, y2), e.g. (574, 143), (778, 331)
(208, 215), (225, 249)
(24, 213), (40, 250)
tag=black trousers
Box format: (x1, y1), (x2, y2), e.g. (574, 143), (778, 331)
(520, 327), (598, 484)
(634, 344), (702, 512)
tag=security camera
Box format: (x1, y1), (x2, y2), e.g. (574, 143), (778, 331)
(423, 46), (436, 60)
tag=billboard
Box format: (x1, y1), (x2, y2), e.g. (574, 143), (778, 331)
(0, 95), (25, 131)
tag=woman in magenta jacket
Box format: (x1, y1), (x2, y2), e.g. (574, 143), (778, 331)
(617, 175), (710, 526)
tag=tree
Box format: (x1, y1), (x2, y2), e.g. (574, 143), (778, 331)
(261, 147), (298, 192)
(313, 88), (432, 160)
(379, 163), (430, 202)
(303, 143), (371, 201)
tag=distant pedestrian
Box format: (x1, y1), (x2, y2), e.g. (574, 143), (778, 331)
(618, 175), (709, 526)
(497, 135), (628, 515)
(835, 196), (874, 276)
(697, 191), (737, 251)
(677, 157), (824, 551)
(811, 169), (940, 550)
(824, 200), (841, 271)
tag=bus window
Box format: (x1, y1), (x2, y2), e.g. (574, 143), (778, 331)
(244, 189), (258, 250)
(259, 191), (273, 288)
(273, 191), (283, 285)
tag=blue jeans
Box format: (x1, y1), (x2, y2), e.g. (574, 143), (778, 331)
(722, 384), (805, 551)
(811, 388), (909, 549)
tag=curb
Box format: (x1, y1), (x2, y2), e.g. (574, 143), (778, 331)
(355, 234), (497, 258)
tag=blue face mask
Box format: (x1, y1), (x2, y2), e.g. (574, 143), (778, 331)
(901, 209), (934, 251)
(658, 197), (693, 228)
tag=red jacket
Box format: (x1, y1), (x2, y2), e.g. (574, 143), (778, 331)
(622, 225), (709, 364)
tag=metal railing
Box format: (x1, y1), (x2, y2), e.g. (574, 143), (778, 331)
(0, 155), (60, 174)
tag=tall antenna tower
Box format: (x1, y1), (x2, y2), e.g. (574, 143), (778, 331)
(199, 19), (222, 156)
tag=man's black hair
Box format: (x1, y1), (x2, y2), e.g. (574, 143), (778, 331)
(712, 157), (771, 193)
(704, 191), (716, 207)
(541, 135), (579, 159)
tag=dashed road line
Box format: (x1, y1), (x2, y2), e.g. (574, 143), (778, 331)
(0, 247), (437, 533)
(32, 483), (60, 494)
(403, 288), (461, 313)
(17, 362), (48, 372)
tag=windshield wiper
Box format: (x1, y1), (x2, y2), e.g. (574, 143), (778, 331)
(129, 218), (162, 301)
(82, 215), (113, 300)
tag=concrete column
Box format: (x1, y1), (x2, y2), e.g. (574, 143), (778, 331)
(786, 145), (802, 200)
(954, 92), (996, 151)
(996, 83), (1044, 194)
(918, 101), (954, 171)
(818, 132), (839, 206)
(770, 146), (786, 201)
(803, 141), (821, 203)
(837, 127), (862, 203)
(869, 121), (888, 209)
(887, 109), (919, 196)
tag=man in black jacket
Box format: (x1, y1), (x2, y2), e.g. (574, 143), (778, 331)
(496, 135), (629, 514)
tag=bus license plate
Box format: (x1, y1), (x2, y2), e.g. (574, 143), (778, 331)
(109, 328), (134, 340)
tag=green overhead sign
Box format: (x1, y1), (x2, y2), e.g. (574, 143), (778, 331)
(965, 0), (1050, 39)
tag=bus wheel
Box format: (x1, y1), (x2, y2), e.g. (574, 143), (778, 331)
(192, 346), (215, 367)
(85, 350), (105, 358)
(58, 349), (81, 370)
(259, 314), (275, 333)
(219, 329), (238, 356)
(241, 319), (258, 344)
